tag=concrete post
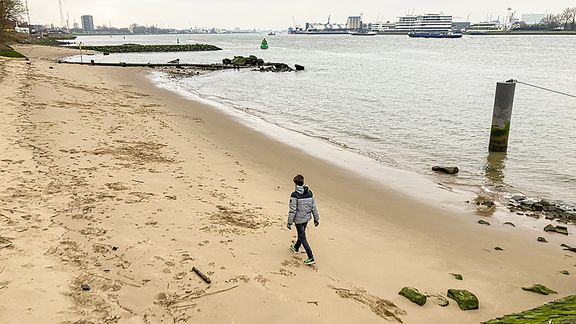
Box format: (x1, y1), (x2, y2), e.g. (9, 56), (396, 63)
(489, 80), (516, 152)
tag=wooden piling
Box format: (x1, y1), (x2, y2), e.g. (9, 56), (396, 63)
(489, 80), (516, 152)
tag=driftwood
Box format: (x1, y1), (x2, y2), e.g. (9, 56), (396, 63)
(432, 166), (459, 174)
(192, 266), (211, 284)
(92, 273), (141, 288)
(175, 284), (240, 303)
(188, 285), (239, 300)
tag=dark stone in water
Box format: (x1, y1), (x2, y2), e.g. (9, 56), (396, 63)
(507, 197), (576, 224)
(511, 194), (526, 202)
(259, 63), (294, 72)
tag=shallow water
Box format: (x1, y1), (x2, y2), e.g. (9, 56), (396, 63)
(70, 33), (576, 205)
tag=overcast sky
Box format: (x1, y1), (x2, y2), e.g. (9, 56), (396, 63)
(26, 0), (574, 29)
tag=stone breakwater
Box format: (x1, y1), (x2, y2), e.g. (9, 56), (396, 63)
(222, 55), (304, 72)
(71, 44), (222, 53)
(507, 195), (576, 223)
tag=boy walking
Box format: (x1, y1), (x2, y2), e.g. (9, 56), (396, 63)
(287, 174), (320, 265)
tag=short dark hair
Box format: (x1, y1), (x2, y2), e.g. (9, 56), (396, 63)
(293, 174), (304, 186)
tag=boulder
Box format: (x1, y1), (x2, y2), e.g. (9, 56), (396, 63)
(295, 64), (305, 71)
(478, 220), (491, 226)
(231, 56), (247, 66)
(537, 237), (548, 243)
(245, 55), (259, 65)
(544, 224), (569, 235)
(450, 273), (463, 280)
(511, 194), (526, 202)
(503, 222), (516, 227)
(556, 225), (569, 235)
(222, 58), (232, 65)
(432, 166), (459, 174)
(434, 295), (449, 307)
(447, 289), (479, 310)
(398, 287), (427, 306)
(560, 270), (570, 275)
(273, 63), (293, 72)
(427, 294), (449, 307)
(544, 224), (557, 232)
(521, 284), (557, 295)
(494, 247), (504, 251)
(259, 63), (294, 72)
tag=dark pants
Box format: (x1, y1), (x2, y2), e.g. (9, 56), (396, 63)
(294, 222), (314, 260)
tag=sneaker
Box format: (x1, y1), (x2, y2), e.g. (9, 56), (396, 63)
(290, 243), (298, 254)
(304, 258), (316, 266)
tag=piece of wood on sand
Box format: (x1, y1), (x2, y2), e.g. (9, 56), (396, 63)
(192, 266), (211, 284)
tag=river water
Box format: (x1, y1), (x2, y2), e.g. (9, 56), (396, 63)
(69, 33), (576, 206)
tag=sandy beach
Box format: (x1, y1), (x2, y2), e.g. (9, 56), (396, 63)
(0, 44), (574, 323)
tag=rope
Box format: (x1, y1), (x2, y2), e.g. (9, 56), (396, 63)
(509, 79), (576, 99)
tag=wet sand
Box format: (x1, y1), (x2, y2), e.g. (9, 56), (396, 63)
(0, 44), (574, 324)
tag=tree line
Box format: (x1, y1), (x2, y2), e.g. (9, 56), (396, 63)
(540, 8), (576, 30)
(0, 0), (24, 40)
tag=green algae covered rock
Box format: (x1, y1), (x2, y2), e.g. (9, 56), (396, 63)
(447, 289), (479, 310)
(484, 295), (576, 323)
(231, 56), (247, 66)
(398, 287), (427, 306)
(522, 284), (558, 295)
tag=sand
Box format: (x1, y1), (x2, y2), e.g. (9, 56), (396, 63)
(0, 44), (574, 324)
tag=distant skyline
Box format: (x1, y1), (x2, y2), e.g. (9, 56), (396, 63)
(26, 0), (575, 30)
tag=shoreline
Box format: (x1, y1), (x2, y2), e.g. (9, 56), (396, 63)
(146, 64), (576, 227)
(1, 44), (575, 323)
(147, 69), (475, 209)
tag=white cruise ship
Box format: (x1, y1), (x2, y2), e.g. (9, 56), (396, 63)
(395, 14), (453, 33)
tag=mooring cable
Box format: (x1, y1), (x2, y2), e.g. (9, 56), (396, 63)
(508, 79), (576, 99)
